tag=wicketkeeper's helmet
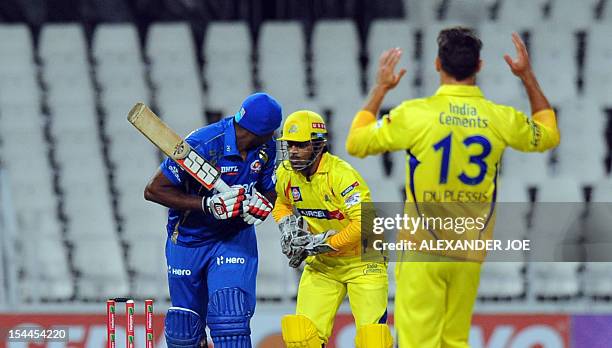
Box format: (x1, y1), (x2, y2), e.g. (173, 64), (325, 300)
(278, 110), (328, 171)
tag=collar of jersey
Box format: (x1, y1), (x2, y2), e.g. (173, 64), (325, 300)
(222, 118), (241, 157)
(313, 152), (330, 174)
(435, 84), (484, 98)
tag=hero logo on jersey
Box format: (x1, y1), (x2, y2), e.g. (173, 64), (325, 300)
(291, 186), (303, 202)
(216, 256), (246, 265)
(341, 181), (360, 196)
(250, 160), (262, 174)
(167, 265), (192, 276)
(220, 165), (240, 176)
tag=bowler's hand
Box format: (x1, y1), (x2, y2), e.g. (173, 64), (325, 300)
(504, 32), (533, 79)
(376, 48), (407, 91)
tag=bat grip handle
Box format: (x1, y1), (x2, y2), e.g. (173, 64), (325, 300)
(212, 179), (231, 193)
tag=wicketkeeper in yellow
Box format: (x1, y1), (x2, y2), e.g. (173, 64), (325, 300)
(346, 28), (560, 347)
(271, 110), (393, 348)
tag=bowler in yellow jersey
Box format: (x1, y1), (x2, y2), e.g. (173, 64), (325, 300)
(272, 110), (393, 348)
(346, 28), (560, 347)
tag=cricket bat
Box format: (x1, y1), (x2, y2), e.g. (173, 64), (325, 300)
(127, 102), (230, 192)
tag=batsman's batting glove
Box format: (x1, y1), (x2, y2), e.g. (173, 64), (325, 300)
(242, 188), (273, 226)
(291, 229), (339, 256)
(202, 186), (247, 220)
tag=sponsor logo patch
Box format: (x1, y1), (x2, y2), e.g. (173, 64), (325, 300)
(527, 118), (542, 147)
(173, 141), (187, 157)
(216, 256), (246, 266)
(297, 208), (345, 220)
(258, 148), (269, 164)
(169, 164), (182, 182)
(250, 160), (262, 173)
(312, 122), (326, 130)
(220, 165), (240, 175)
(341, 181), (360, 196)
(235, 107), (246, 122)
(168, 265), (192, 276)
(291, 186), (303, 202)
(213, 203), (227, 215)
(363, 263), (384, 275)
(344, 192), (361, 208)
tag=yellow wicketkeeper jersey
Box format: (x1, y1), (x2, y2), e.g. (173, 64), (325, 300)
(346, 85), (560, 260)
(272, 152), (372, 257)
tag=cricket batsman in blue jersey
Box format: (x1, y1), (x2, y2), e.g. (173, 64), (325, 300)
(144, 93), (282, 348)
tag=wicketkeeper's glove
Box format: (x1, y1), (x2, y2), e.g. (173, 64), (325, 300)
(279, 215), (310, 267)
(202, 186), (247, 220)
(290, 229), (339, 257)
(288, 250), (307, 269)
(242, 188), (273, 226)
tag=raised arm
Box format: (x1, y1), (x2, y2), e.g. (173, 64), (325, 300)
(502, 32), (560, 150)
(346, 48), (408, 157)
(504, 32), (552, 115)
(363, 48), (407, 116)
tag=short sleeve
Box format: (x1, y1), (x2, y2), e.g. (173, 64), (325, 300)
(499, 107), (560, 152)
(158, 128), (204, 186)
(159, 157), (186, 186)
(256, 140), (277, 194)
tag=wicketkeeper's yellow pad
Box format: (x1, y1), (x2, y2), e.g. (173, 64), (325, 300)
(355, 324), (393, 348)
(281, 314), (323, 348)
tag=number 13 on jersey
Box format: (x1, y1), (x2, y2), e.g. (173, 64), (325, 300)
(433, 133), (492, 186)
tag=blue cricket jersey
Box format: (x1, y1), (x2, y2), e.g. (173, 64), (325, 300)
(159, 117), (277, 246)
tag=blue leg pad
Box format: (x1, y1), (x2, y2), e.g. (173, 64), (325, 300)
(207, 287), (253, 348)
(165, 307), (205, 348)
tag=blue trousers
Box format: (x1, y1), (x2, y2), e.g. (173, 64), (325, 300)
(166, 229), (258, 331)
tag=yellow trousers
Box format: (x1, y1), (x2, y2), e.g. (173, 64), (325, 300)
(295, 254), (389, 343)
(395, 253), (481, 348)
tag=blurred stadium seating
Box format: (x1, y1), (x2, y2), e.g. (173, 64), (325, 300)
(0, 0), (611, 312)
